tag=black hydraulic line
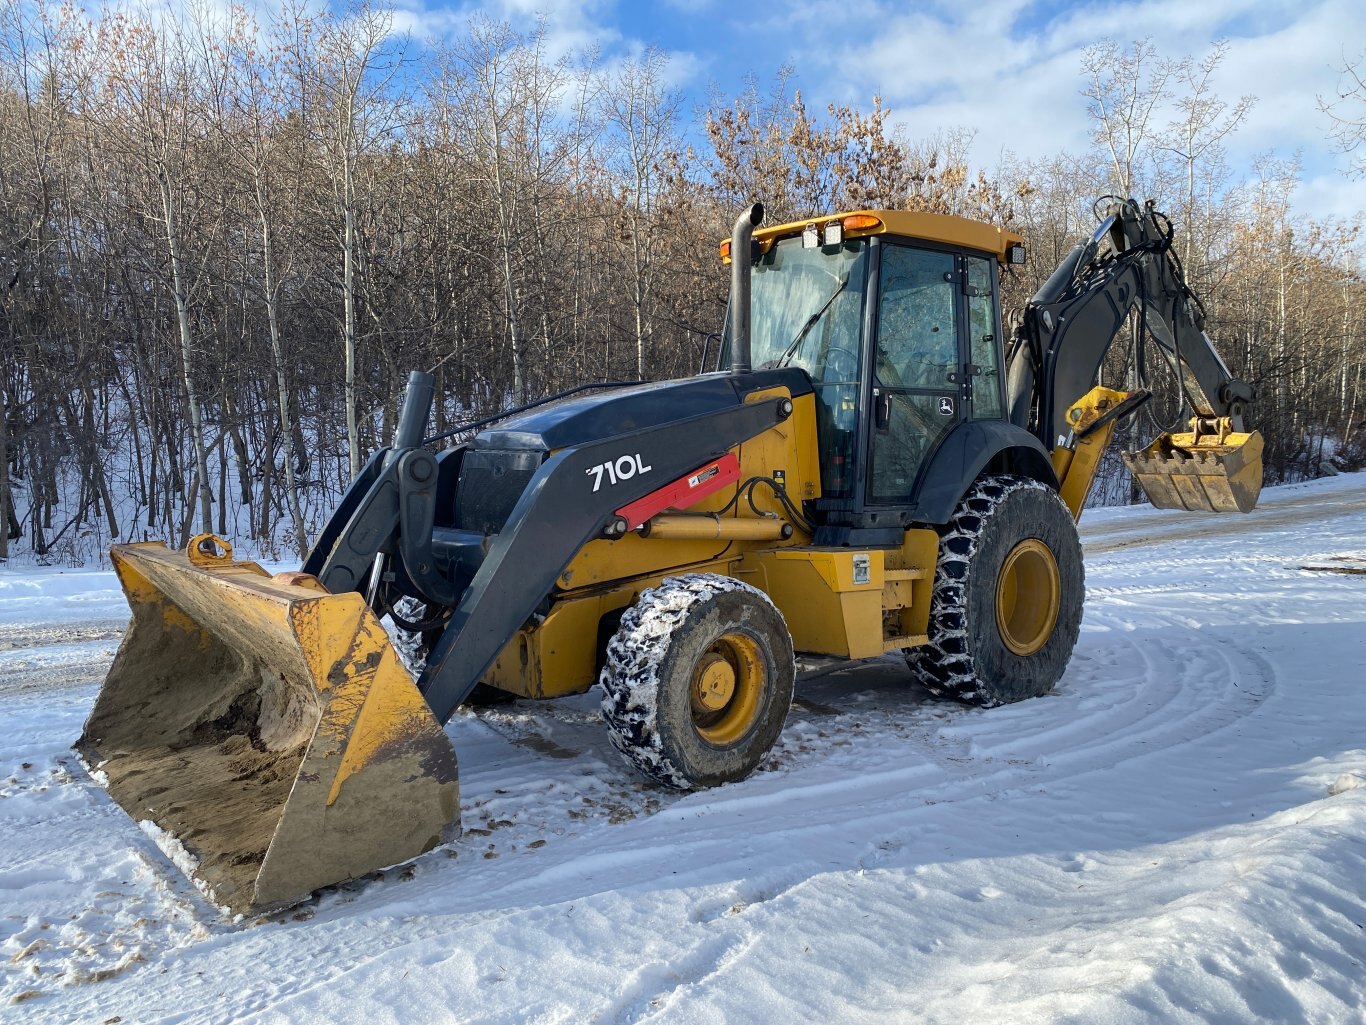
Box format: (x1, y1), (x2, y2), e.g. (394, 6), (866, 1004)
(1119, 204), (1198, 433)
(746, 475), (816, 534)
(1075, 389), (1154, 440)
(1024, 196), (1251, 445)
(712, 474), (815, 535)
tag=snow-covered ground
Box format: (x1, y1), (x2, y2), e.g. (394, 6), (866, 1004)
(2, 476), (1365, 1023)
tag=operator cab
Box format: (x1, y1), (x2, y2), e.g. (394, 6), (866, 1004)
(721, 210), (1025, 542)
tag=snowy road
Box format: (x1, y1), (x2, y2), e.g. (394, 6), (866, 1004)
(2, 476), (1365, 1023)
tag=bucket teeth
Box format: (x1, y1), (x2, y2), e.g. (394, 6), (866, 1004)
(1123, 428), (1264, 514)
(76, 538), (459, 915)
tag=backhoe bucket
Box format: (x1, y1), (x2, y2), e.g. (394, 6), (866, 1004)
(1123, 426), (1264, 513)
(76, 536), (459, 916)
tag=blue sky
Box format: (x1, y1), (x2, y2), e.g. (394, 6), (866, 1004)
(394, 0), (1365, 226)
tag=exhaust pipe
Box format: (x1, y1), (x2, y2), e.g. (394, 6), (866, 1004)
(394, 370), (436, 450)
(728, 203), (765, 375)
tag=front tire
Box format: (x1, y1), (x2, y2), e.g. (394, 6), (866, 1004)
(907, 475), (1083, 706)
(600, 574), (795, 789)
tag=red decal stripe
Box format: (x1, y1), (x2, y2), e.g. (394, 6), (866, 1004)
(615, 453), (742, 531)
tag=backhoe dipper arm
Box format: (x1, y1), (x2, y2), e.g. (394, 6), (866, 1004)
(1008, 198), (1255, 448)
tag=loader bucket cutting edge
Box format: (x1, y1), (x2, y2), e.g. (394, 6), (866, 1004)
(1122, 428), (1264, 514)
(75, 537), (460, 916)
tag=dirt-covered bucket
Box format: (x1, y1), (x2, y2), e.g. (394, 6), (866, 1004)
(76, 536), (459, 916)
(1123, 427), (1264, 514)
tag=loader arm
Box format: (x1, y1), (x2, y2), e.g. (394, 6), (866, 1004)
(417, 394), (794, 723)
(1007, 198), (1262, 513)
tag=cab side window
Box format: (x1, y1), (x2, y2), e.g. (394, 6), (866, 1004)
(966, 255), (1003, 420)
(874, 247), (957, 390)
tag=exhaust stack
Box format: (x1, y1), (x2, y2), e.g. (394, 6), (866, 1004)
(728, 203), (765, 375)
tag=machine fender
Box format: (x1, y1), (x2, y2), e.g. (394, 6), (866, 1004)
(418, 397), (793, 723)
(913, 420), (1058, 526)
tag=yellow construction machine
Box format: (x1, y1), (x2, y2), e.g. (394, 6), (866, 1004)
(77, 197), (1263, 914)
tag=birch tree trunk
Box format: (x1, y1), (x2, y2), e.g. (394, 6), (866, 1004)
(259, 187), (311, 558)
(160, 172), (214, 534)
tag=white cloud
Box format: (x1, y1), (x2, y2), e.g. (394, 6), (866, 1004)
(394, 0), (625, 58)
(1296, 170), (1366, 224)
(304, 0), (1366, 221)
(737, 0), (1366, 221)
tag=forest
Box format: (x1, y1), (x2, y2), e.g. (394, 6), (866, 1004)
(1, 1), (1363, 564)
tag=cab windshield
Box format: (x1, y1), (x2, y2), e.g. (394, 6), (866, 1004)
(723, 237), (869, 374)
(723, 237), (870, 497)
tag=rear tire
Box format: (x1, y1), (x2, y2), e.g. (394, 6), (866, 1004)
(907, 475), (1083, 706)
(600, 574), (795, 789)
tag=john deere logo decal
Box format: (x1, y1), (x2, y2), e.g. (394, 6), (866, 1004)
(938, 396), (955, 416)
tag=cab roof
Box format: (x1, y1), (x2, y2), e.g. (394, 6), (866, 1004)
(721, 209), (1025, 264)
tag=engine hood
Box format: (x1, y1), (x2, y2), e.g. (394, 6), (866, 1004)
(473, 368), (813, 453)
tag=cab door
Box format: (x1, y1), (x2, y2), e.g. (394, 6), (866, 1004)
(866, 242), (965, 505)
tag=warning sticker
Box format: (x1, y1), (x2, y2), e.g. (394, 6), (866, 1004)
(688, 465), (721, 489)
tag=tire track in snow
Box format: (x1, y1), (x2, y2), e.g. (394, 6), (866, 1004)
(0, 621), (126, 651)
(1079, 484), (1366, 554)
(184, 519), (1306, 1022)
(605, 931), (761, 1025)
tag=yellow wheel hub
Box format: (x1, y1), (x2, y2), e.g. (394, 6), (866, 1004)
(690, 632), (765, 746)
(995, 538), (1061, 657)
(694, 655), (736, 711)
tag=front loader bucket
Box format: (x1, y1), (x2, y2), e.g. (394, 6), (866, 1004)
(76, 536), (459, 916)
(1123, 427), (1264, 513)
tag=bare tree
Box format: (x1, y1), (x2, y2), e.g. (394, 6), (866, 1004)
(85, 10), (219, 536)
(437, 18), (570, 404)
(2, 6), (1364, 568)
(601, 48), (679, 380)
(1320, 50), (1366, 178)
(310, 0), (407, 479)
(1159, 41), (1254, 270)
(220, 1), (315, 557)
(1081, 38), (1183, 198)
(705, 68), (814, 223)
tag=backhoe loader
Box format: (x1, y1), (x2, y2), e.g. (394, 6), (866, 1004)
(77, 197), (1263, 915)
